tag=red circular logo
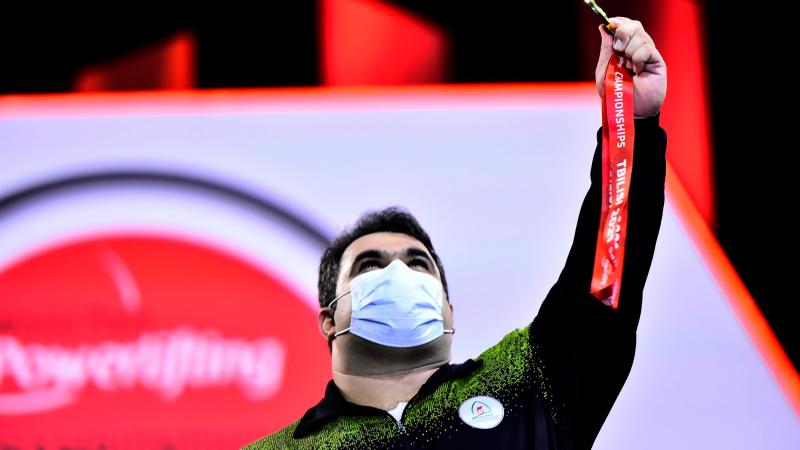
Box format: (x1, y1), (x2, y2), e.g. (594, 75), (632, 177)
(0, 233), (330, 448)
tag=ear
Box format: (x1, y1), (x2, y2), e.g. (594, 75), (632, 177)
(443, 294), (455, 330)
(319, 307), (336, 340)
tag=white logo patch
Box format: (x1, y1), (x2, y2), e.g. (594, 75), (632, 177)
(458, 396), (504, 429)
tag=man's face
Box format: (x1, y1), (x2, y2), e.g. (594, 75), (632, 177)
(322, 231), (453, 340)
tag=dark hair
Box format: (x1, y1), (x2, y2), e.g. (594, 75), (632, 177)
(317, 206), (449, 309)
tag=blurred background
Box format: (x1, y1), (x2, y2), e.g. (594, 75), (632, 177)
(1, 1), (797, 448)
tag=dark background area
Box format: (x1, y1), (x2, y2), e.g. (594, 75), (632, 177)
(1, 1), (794, 369)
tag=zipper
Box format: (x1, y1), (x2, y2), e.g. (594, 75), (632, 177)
(386, 412), (410, 450)
(385, 404), (408, 433)
(395, 403), (411, 449)
(385, 409), (407, 433)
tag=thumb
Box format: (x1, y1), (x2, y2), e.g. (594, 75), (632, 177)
(595, 24), (615, 97)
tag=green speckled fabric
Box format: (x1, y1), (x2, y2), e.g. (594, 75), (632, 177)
(242, 325), (561, 450)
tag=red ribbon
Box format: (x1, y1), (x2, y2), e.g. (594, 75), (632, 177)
(591, 53), (635, 309)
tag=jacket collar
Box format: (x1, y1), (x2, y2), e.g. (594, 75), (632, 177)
(293, 358), (483, 439)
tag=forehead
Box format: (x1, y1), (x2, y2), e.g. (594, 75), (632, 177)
(335, 232), (438, 293)
(340, 231), (430, 269)
(340, 232), (429, 264)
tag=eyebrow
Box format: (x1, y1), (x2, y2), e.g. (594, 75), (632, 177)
(349, 247), (435, 278)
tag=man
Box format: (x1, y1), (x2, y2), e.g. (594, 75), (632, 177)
(244, 16), (667, 450)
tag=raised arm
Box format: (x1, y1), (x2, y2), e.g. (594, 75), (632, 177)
(530, 17), (668, 449)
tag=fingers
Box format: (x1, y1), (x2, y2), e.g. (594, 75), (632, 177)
(598, 23), (614, 48)
(596, 24), (614, 67)
(608, 17), (659, 74)
(630, 45), (654, 74)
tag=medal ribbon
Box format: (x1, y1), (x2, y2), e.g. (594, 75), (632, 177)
(590, 53), (635, 309)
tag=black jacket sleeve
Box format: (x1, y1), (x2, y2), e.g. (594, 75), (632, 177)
(529, 114), (667, 450)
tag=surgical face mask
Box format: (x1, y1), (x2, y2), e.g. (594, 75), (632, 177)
(328, 258), (454, 348)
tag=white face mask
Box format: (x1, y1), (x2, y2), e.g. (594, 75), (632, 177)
(328, 258), (454, 348)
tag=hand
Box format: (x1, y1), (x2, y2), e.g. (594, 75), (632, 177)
(595, 17), (667, 119)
